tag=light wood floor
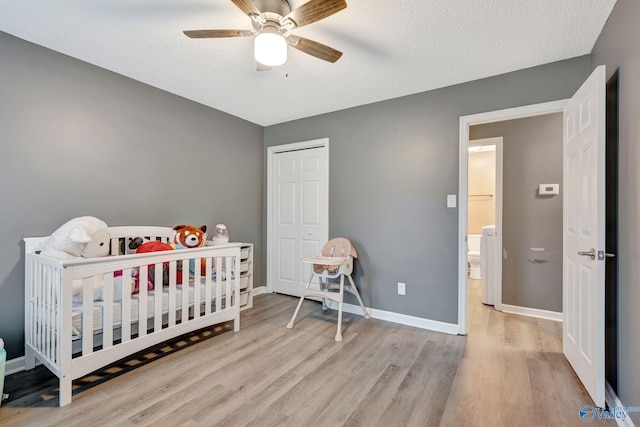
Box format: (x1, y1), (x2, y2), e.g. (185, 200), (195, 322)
(0, 281), (613, 426)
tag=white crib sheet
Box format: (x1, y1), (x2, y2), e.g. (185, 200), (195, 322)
(71, 279), (232, 339)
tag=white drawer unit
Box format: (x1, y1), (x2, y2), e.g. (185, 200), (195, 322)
(238, 243), (253, 310)
(206, 241), (253, 311)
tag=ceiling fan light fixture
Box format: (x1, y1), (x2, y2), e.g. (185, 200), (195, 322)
(254, 29), (287, 66)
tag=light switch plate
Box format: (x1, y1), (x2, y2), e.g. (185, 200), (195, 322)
(398, 282), (406, 295)
(447, 194), (457, 208)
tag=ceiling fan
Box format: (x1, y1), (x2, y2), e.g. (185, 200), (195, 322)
(184, 0), (347, 68)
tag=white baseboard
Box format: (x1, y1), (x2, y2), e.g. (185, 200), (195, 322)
(252, 286), (267, 296)
(6, 356), (26, 376)
(326, 300), (459, 335)
(606, 381), (638, 427)
(501, 304), (562, 322)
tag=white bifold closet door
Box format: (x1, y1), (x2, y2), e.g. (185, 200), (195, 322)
(272, 146), (328, 297)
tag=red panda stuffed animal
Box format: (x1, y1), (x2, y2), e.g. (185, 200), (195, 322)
(172, 224), (209, 276)
(172, 224), (207, 248)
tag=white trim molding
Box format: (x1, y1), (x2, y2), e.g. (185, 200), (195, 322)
(252, 286), (267, 296)
(458, 99), (569, 335)
(606, 381), (638, 427)
(327, 301), (458, 335)
(501, 304), (562, 322)
(5, 356), (41, 376)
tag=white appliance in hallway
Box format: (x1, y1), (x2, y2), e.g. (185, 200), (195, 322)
(480, 225), (497, 305)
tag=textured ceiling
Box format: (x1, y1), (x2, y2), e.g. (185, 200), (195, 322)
(0, 0), (616, 126)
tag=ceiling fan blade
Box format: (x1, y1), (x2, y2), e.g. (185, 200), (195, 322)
(230, 0), (262, 17)
(282, 0), (346, 28)
(288, 36), (343, 63)
(183, 29), (253, 38)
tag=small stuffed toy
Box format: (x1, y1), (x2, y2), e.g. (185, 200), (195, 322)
(172, 225), (211, 276)
(39, 216), (134, 301)
(172, 225), (208, 248)
(41, 216), (110, 260)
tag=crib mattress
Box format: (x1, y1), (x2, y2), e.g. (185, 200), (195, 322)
(71, 280), (232, 339)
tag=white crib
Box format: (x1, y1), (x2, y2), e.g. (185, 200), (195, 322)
(23, 226), (242, 406)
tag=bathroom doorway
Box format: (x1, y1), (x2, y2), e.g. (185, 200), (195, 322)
(457, 100), (568, 334)
(467, 138), (503, 311)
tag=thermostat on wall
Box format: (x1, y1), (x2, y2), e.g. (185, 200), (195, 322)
(539, 184), (560, 195)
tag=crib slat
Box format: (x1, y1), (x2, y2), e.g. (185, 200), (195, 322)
(110, 238), (120, 257)
(103, 273), (114, 350)
(205, 257), (212, 315)
(215, 257), (221, 313)
(193, 258), (201, 320)
(34, 263), (38, 353)
(33, 263), (39, 354)
(139, 265), (148, 338)
(37, 263), (43, 354)
(47, 266), (53, 361)
(27, 261), (33, 350)
(225, 257), (232, 309)
(54, 267), (60, 364)
(168, 261), (177, 328)
(181, 259), (189, 323)
(121, 268), (132, 343)
(82, 277), (94, 356)
(154, 262), (162, 332)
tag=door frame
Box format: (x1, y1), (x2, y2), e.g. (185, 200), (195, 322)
(266, 138), (330, 293)
(468, 136), (503, 310)
(457, 100), (568, 334)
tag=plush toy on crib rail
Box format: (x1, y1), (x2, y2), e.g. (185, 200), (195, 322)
(41, 216), (110, 260)
(172, 224), (208, 249)
(39, 216), (134, 301)
(131, 224), (211, 290)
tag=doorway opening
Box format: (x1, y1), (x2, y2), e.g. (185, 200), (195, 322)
(466, 137), (503, 312)
(458, 100), (568, 334)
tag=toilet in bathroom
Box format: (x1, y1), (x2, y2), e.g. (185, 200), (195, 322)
(467, 234), (482, 279)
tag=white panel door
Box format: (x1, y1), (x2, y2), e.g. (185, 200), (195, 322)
(563, 65), (606, 407)
(272, 147), (328, 296)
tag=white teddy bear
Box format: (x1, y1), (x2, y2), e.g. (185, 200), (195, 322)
(40, 216), (132, 302)
(41, 216), (110, 260)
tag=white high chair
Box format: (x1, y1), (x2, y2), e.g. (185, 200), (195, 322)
(286, 237), (370, 341)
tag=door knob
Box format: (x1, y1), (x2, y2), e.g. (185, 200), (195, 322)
(577, 248), (596, 260)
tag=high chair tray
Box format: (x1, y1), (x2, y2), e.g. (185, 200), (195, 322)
(301, 255), (348, 265)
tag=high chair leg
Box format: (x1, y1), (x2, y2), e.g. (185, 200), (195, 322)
(335, 274), (345, 341)
(319, 277), (328, 310)
(348, 274), (371, 319)
(287, 296), (305, 329)
(287, 274), (314, 329)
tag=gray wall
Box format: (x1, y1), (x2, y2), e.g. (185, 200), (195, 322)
(0, 32), (264, 359)
(471, 114), (563, 312)
(264, 56), (591, 324)
(591, 0), (640, 421)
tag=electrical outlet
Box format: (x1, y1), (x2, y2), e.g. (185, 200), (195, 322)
(397, 282), (406, 295)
